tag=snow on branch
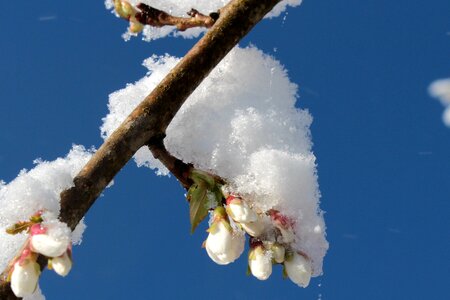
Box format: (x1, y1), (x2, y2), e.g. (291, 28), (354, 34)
(107, 0), (302, 41)
(0, 0), (283, 298)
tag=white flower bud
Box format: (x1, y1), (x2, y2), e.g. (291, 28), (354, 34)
(51, 252), (72, 277)
(205, 207), (245, 265)
(248, 245), (272, 280)
(240, 220), (265, 237)
(10, 259), (40, 297)
(31, 234), (70, 258)
(271, 243), (285, 264)
(226, 196), (257, 223)
(284, 252), (312, 288)
(30, 222), (71, 258)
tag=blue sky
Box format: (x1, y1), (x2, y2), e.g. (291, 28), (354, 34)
(1, 1), (449, 299)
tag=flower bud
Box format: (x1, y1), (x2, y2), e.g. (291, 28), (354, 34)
(10, 255), (40, 297)
(226, 196), (257, 223)
(30, 224), (71, 258)
(248, 245), (272, 280)
(51, 251), (72, 277)
(205, 207), (245, 265)
(284, 252), (312, 288)
(271, 243), (285, 264)
(129, 20), (144, 33)
(269, 210), (296, 243)
(240, 219), (265, 237)
(114, 0), (136, 19)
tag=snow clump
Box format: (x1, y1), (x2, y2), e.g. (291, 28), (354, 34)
(101, 46), (328, 277)
(0, 145), (93, 273)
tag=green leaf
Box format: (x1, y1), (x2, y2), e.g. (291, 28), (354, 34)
(188, 181), (209, 234)
(6, 221), (31, 235)
(190, 169), (216, 188)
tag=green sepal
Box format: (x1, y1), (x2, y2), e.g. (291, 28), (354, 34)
(47, 258), (53, 270)
(282, 264), (288, 279)
(6, 221), (32, 235)
(246, 264), (252, 276)
(248, 249), (257, 261)
(29, 215), (43, 224)
(187, 181), (209, 234)
(220, 219), (233, 233)
(206, 222), (218, 234)
(285, 249), (294, 262)
(225, 206), (235, 220)
(6, 266), (13, 283)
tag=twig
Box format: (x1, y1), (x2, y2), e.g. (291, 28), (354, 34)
(135, 3), (219, 31)
(146, 134), (193, 190)
(0, 0), (282, 298)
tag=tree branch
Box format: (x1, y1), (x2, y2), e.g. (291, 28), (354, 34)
(0, 0), (281, 298)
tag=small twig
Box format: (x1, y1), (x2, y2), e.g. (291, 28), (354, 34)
(147, 135), (227, 191)
(146, 134), (193, 190)
(135, 3), (219, 31)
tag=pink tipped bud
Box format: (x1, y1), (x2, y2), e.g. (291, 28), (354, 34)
(269, 210), (296, 243)
(30, 224), (47, 236)
(205, 212), (245, 265)
(226, 196), (257, 223)
(30, 223), (71, 258)
(268, 209), (295, 229)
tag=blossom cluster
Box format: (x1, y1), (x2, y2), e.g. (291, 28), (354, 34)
(6, 212), (73, 298)
(204, 192), (312, 287)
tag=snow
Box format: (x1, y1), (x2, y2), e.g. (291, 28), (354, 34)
(105, 0), (302, 41)
(429, 78), (450, 126)
(0, 145), (93, 273)
(101, 46), (328, 276)
(24, 286), (45, 300)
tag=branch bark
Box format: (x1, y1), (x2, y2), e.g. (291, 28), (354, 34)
(0, 0), (281, 298)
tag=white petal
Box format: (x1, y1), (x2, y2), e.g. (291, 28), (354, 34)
(241, 220), (265, 237)
(271, 244), (285, 264)
(205, 222), (244, 265)
(228, 202), (257, 223)
(11, 261), (40, 298)
(31, 234), (69, 257)
(249, 247), (272, 280)
(52, 252), (72, 277)
(285, 253), (312, 288)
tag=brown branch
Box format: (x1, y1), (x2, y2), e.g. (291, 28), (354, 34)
(0, 0), (282, 298)
(135, 3), (219, 31)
